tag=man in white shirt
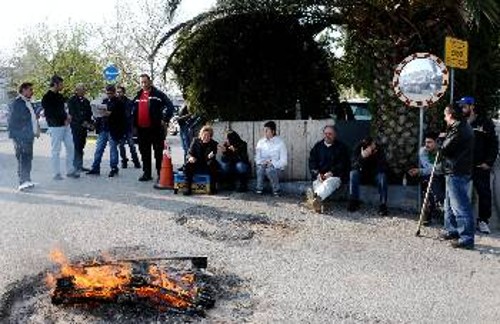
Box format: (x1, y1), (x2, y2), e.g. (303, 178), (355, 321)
(254, 121), (287, 196)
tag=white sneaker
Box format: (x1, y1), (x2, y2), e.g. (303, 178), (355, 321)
(478, 221), (491, 234)
(18, 182), (32, 191)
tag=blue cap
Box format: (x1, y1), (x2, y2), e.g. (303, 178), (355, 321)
(457, 96), (475, 105)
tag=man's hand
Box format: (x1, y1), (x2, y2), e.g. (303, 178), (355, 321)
(208, 152), (215, 159)
(477, 163), (491, 170)
(324, 172), (333, 179)
(188, 156), (196, 163)
(361, 146), (371, 158)
(408, 168), (419, 177)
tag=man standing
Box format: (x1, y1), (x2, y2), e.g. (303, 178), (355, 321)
(440, 104), (475, 249)
(67, 83), (93, 172)
(116, 86), (141, 169)
(8, 82), (40, 191)
(255, 121), (288, 196)
(307, 125), (350, 212)
(132, 74), (174, 182)
(41, 75), (79, 180)
(87, 85), (127, 177)
(460, 96), (498, 234)
(408, 132), (445, 225)
(347, 137), (389, 215)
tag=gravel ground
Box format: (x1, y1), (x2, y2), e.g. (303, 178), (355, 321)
(1, 132), (500, 323)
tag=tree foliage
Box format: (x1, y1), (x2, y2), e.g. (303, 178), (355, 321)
(10, 23), (104, 99)
(171, 12), (338, 121)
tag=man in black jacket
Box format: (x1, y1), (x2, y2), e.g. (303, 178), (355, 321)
(67, 84), (93, 172)
(132, 74), (174, 182)
(307, 125), (350, 212)
(347, 137), (389, 215)
(117, 86), (141, 169)
(439, 104), (475, 249)
(87, 85), (127, 177)
(41, 75), (79, 180)
(460, 96), (499, 234)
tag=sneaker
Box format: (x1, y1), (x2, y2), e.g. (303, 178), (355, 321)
(18, 181), (33, 191)
(86, 169), (100, 176)
(477, 221), (491, 234)
(439, 231), (459, 241)
(451, 240), (474, 250)
(108, 168), (119, 177)
(80, 167), (91, 172)
(378, 204), (388, 216)
(347, 199), (360, 212)
(138, 174), (153, 182)
(53, 174), (64, 180)
(66, 172), (80, 179)
(255, 190), (263, 195)
(273, 191), (281, 197)
(121, 161), (128, 169)
(312, 196), (322, 213)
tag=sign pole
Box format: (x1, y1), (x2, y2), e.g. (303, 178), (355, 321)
(418, 106), (424, 208)
(449, 68), (455, 104)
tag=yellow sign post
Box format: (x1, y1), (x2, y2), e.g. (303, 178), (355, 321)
(445, 37), (468, 69)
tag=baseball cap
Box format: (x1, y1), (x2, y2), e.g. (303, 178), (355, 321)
(457, 96), (475, 105)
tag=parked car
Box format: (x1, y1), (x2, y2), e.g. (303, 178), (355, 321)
(347, 99), (372, 121)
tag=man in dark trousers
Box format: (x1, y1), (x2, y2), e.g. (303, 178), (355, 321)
(67, 83), (93, 172)
(460, 96), (498, 234)
(439, 104), (475, 249)
(87, 85), (127, 177)
(132, 74), (174, 182)
(307, 125), (350, 212)
(8, 82), (40, 191)
(117, 86), (141, 169)
(347, 137), (389, 215)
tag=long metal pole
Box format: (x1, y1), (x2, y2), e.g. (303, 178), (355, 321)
(449, 68), (455, 104)
(417, 106), (424, 209)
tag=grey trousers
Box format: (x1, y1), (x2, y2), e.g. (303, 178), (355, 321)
(13, 138), (34, 184)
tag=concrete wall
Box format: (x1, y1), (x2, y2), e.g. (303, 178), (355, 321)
(212, 119), (370, 181)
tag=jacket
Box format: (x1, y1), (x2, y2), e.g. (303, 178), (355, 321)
(441, 120), (474, 176)
(221, 131), (250, 164)
(309, 139), (350, 182)
(41, 90), (67, 127)
(67, 95), (92, 130)
(188, 138), (218, 165)
(8, 97), (35, 141)
(351, 143), (388, 176)
(132, 87), (174, 129)
(470, 115), (498, 167)
(95, 97), (127, 140)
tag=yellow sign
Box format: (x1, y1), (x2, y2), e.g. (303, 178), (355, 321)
(445, 37), (468, 69)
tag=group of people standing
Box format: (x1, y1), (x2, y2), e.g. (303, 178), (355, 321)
(8, 73), (175, 190)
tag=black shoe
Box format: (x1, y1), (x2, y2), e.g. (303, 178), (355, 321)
(450, 240), (474, 250)
(121, 162), (128, 169)
(133, 161), (141, 169)
(86, 169), (100, 176)
(378, 204), (388, 216)
(108, 168), (119, 177)
(347, 199), (360, 212)
(138, 174), (153, 182)
(80, 167), (91, 172)
(439, 231), (459, 241)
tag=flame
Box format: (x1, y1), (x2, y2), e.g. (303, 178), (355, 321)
(47, 249), (199, 310)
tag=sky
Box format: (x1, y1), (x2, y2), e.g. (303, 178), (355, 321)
(0, 0), (216, 55)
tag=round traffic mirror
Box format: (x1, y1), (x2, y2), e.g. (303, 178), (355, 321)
(393, 53), (449, 107)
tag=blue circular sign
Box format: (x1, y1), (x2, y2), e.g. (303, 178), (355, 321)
(103, 64), (120, 81)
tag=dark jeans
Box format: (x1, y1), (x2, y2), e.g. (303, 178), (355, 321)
(349, 170), (388, 205)
(180, 126), (191, 162)
(473, 168), (492, 223)
(422, 174), (445, 215)
(119, 130), (140, 164)
(220, 160), (250, 186)
(184, 160), (218, 192)
(444, 175), (474, 245)
(13, 138), (34, 184)
(71, 127), (87, 170)
(137, 127), (165, 177)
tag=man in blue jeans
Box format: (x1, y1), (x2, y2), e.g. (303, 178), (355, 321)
(439, 104), (475, 249)
(348, 137), (389, 215)
(87, 85), (127, 177)
(116, 86), (141, 169)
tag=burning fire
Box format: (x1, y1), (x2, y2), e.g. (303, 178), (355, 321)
(47, 249), (204, 310)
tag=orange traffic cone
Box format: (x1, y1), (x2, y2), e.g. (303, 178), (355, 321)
(154, 141), (174, 190)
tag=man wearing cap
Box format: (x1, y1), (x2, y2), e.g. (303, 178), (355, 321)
(439, 104), (475, 249)
(460, 96), (499, 234)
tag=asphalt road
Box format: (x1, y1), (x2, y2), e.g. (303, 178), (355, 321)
(1, 131), (500, 323)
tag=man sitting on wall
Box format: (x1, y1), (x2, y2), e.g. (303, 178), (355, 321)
(307, 125), (350, 212)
